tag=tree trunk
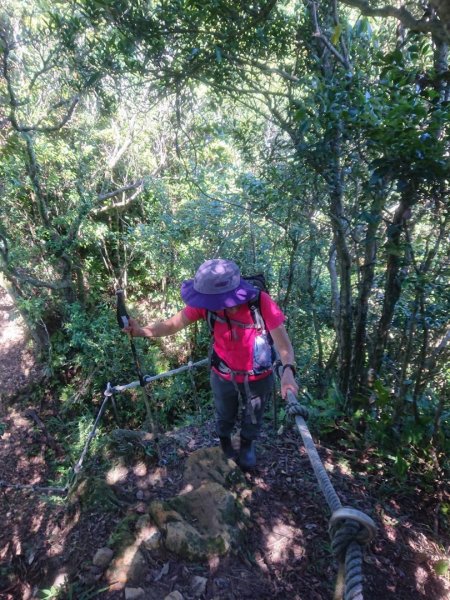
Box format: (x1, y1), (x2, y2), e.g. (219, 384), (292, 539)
(411, 298), (429, 422)
(369, 190), (415, 375)
(327, 243), (340, 334)
(328, 154), (353, 401)
(395, 299), (419, 420)
(350, 194), (384, 397)
(281, 234), (299, 311)
(307, 227), (324, 371)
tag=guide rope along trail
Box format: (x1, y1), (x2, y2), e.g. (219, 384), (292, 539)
(1, 290), (376, 600)
(277, 374), (376, 600)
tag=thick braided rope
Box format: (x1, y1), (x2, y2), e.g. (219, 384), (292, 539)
(345, 542), (364, 600)
(330, 518), (372, 600)
(294, 413), (341, 513)
(289, 391), (376, 600)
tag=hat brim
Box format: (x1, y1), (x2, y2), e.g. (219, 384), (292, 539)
(181, 278), (258, 311)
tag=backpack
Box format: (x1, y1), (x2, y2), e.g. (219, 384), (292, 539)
(206, 273), (276, 375)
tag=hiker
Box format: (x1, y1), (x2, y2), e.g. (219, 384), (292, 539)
(122, 259), (304, 469)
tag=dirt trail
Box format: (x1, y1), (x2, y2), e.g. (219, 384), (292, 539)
(0, 286), (41, 402)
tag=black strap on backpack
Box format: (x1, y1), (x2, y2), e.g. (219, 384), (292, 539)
(206, 291), (264, 335)
(206, 273), (269, 335)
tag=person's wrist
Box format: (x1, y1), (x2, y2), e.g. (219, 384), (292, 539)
(282, 363), (297, 377)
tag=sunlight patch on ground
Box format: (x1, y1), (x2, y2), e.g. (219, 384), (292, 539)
(414, 565), (429, 594)
(0, 313), (23, 347)
(0, 544), (9, 561)
(208, 555), (220, 571)
(147, 467), (167, 486)
(10, 531), (23, 555)
(408, 530), (437, 553)
(107, 538), (144, 591)
(324, 460), (336, 473)
(10, 409), (30, 428)
(106, 464), (128, 484)
(385, 526), (397, 542)
(263, 518), (304, 563)
(406, 529), (447, 574)
(30, 513), (45, 534)
(336, 458), (352, 476)
(379, 513), (398, 542)
(14, 455), (46, 484)
(179, 482), (194, 494)
(133, 461), (147, 477)
(252, 477), (271, 491)
(50, 571), (69, 592)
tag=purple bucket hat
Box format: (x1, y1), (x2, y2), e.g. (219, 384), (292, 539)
(181, 259), (258, 311)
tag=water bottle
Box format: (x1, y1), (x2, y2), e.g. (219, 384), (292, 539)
(253, 332), (272, 373)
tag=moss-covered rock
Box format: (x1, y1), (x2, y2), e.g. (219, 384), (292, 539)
(106, 544), (147, 591)
(146, 447), (249, 560)
(108, 513), (140, 551)
(106, 446), (250, 576)
(183, 446), (244, 489)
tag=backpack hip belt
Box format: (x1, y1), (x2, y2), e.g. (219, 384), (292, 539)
(210, 348), (272, 378)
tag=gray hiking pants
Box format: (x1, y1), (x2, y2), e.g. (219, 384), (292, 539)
(210, 370), (274, 440)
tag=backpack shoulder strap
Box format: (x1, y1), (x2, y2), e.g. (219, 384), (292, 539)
(206, 310), (216, 334)
(248, 291), (266, 330)
(206, 305), (262, 332)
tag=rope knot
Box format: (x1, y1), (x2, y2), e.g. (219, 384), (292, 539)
(104, 382), (113, 397)
(329, 507), (376, 563)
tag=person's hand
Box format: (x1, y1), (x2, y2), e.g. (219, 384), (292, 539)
(280, 368), (299, 399)
(122, 317), (144, 337)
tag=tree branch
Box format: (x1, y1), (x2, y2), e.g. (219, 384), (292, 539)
(222, 52), (301, 83)
(97, 179), (145, 202)
(309, 1), (352, 71)
(23, 133), (50, 227)
(0, 232), (9, 264)
(1, 27), (80, 133)
(93, 186), (145, 215)
(340, 0), (448, 42)
(1, 264), (72, 290)
(15, 95), (80, 133)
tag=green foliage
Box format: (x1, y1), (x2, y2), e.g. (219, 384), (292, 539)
(69, 474), (122, 512)
(53, 301), (148, 387)
(309, 394), (345, 435)
(150, 373), (211, 430)
(1, 0), (448, 481)
(108, 513), (139, 551)
(38, 582), (109, 600)
(433, 560), (449, 577)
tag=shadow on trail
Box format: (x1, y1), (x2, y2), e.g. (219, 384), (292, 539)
(0, 402), (449, 600)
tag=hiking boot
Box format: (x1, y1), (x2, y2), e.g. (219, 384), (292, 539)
(239, 436), (256, 470)
(219, 436), (235, 460)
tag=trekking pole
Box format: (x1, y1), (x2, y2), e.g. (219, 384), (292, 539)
(117, 290), (145, 385)
(116, 290), (159, 448)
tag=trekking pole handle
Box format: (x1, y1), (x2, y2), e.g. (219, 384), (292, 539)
(116, 289), (130, 329)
